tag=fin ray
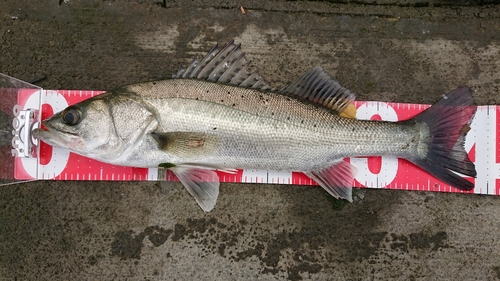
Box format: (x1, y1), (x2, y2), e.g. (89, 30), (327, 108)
(306, 161), (357, 202)
(410, 87), (476, 190)
(280, 66), (355, 115)
(170, 165), (220, 212)
(200, 41), (239, 81)
(173, 41), (271, 90)
(188, 44), (219, 79)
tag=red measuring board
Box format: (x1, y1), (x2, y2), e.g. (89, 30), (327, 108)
(9, 89), (498, 195)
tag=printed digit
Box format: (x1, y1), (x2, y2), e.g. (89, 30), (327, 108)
(351, 102), (399, 188)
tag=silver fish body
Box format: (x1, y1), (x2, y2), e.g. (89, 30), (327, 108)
(102, 79), (424, 171)
(33, 42), (476, 212)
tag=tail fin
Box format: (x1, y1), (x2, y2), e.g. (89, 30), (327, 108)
(411, 87), (476, 190)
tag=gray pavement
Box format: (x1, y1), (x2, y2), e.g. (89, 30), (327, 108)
(1, 1), (500, 280)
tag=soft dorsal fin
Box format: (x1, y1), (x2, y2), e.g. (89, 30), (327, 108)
(173, 41), (271, 90)
(279, 66), (356, 115)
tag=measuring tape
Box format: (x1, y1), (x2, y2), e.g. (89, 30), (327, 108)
(5, 89), (497, 196)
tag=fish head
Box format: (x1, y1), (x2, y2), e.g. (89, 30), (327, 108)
(34, 95), (122, 159)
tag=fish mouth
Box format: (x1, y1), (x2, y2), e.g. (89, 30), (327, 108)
(43, 121), (79, 137)
(32, 122), (80, 149)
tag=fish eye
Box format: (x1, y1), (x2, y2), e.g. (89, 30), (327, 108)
(61, 106), (83, 126)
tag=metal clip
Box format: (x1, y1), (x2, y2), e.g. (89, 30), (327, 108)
(11, 105), (39, 158)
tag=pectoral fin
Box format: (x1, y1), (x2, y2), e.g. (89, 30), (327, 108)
(305, 161), (358, 202)
(169, 165), (220, 212)
(152, 132), (219, 158)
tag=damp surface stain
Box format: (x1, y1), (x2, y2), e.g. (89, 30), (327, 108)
(144, 225), (173, 247)
(105, 188), (453, 280)
(110, 230), (146, 260)
(108, 220), (450, 280)
(409, 231), (448, 251)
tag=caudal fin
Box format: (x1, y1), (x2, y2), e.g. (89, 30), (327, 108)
(411, 87), (476, 190)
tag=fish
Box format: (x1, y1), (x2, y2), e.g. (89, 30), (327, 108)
(33, 41), (477, 212)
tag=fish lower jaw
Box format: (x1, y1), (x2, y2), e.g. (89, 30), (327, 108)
(33, 129), (74, 149)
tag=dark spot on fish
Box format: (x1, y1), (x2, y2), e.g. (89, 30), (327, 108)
(241, 95), (244, 98)
(206, 90), (209, 93)
(195, 97), (199, 100)
(213, 127), (217, 130)
(352, 128), (355, 132)
(232, 103), (236, 107)
(271, 112), (275, 116)
(159, 163), (176, 169)
(152, 82), (156, 85)
(365, 127), (368, 130)
(221, 99), (224, 103)
(228, 91), (231, 95)
(313, 124), (317, 128)
(287, 117), (290, 120)
(301, 120), (304, 124)
(266, 99), (269, 102)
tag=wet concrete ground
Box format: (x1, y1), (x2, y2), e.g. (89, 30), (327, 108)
(1, 1), (500, 280)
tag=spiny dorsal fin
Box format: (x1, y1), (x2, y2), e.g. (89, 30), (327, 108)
(280, 66), (356, 115)
(173, 41), (271, 90)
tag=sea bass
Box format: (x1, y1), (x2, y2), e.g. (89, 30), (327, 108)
(33, 41), (476, 212)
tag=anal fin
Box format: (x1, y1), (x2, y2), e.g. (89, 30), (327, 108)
(305, 161), (357, 202)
